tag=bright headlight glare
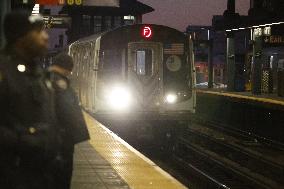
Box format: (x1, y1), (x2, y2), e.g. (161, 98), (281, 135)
(107, 86), (131, 110)
(166, 94), (177, 104)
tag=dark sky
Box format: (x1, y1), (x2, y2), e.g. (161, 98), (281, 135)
(140, 0), (250, 31)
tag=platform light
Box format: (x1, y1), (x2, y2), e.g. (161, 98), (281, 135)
(165, 93), (177, 104)
(107, 86), (131, 110)
(17, 64), (26, 72)
(226, 21), (284, 32)
(124, 15), (135, 20)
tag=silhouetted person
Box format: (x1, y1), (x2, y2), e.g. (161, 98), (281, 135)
(48, 53), (90, 189)
(0, 11), (60, 189)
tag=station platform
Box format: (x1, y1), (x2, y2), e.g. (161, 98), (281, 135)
(71, 112), (187, 189)
(195, 88), (284, 143)
(196, 89), (284, 110)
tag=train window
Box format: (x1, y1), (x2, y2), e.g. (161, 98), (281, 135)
(135, 49), (153, 76)
(166, 55), (182, 72)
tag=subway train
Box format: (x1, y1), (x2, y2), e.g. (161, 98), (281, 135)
(69, 24), (196, 120)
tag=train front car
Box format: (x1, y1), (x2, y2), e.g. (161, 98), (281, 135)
(70, 24), (196, 120)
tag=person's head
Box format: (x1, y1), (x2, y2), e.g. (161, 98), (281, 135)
(4, 11), (49, 58)
(49, 53), (74, 77)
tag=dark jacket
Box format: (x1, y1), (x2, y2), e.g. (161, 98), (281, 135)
(48, 71), (89, 189)
(0, 51), (60, 189)
(50, 72), (89, 146)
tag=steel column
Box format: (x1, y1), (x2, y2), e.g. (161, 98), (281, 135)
(208, 39), (214, 89)
(252, 36), (262, 95)
(226, 32), (236, 91)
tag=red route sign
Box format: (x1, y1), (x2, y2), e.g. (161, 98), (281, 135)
(36, 0), (60, 5)
(141, 26), (153, 39)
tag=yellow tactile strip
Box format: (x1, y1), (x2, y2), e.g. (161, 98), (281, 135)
(196, 89), (284, 106)
(83, 112), (187, 189)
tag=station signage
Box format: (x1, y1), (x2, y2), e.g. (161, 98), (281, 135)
(83, 0), (119, 6)
(35, 0), (82, 5)
(21, 0), (119, 6)
(263, 35), (284, 47)
(253, 26), (271, 38)
(44, 16), (71, 28)
(66, 0), (82, 5)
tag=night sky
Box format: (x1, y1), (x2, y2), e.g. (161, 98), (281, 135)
(140, 0), (250, 31)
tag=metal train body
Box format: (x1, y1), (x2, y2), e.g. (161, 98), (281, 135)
(69, 24), (196, 119)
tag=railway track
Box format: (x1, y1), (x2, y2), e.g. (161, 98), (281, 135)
(174, 118), (284, 189)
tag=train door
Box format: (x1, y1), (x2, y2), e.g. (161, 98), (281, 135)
(128, 42), (163, 111)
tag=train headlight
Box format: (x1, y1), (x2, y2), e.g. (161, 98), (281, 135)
(165, 94), (177, 104)
(107, 86), (131, 110)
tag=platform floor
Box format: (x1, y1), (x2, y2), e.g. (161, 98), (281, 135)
(196, 89), (284, 107)
(71, 112), (187, 189)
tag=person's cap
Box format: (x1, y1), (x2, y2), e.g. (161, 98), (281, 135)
(52, 53), (74, 72)
(4, 11), (45, 45)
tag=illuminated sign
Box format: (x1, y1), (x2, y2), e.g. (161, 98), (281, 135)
(66, 0), (82, 5)
(58, 0), (65, 4)
(263, 35), (284, 47)
(263, 26), (271, 36)
(142, 26), (152, 39)
(254, 28), (263, 37)
(35, 0), (81, 5)
(264, 36), (284, 43)
(83, 0), (119, 6)
(254, 26), (272, 38)
(36, 0), (58, 5)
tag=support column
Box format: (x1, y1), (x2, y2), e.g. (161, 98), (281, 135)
(90, 15), (94, 34)
(226, 32), (236, 91)
(252, 35), (262, 95)
(101, 16), (106, 32)
(135, 15), (142, 24)
(111, 16), (115, 29)
(208, 39), (214, 88)
(68, 13), (82, 43)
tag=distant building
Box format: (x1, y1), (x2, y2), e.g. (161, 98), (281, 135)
(213, 0), (284, 94)
(186, 25), (225, 84)
(186, 23), (249, 85)
(59, 0), (154, 43)
(0, 0), (153, 49)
